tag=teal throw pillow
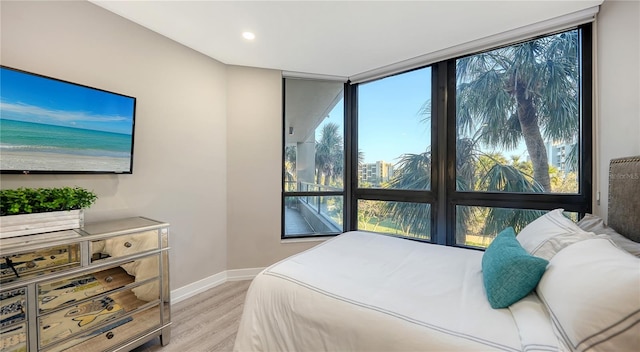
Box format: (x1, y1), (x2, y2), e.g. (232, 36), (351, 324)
(482, 227), (549, 309)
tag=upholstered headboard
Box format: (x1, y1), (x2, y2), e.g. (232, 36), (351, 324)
(608, 156), (640, 242)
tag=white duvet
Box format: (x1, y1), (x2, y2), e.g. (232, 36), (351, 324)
(234, 231), (560, 352)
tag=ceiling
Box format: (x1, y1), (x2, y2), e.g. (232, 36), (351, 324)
(90, 0), (603, 79)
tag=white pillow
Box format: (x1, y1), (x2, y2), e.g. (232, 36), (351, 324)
(536, 238), (640, 352)
(531, 231), (598, 261)
(516, 209), (591, 258)
(577, 213), (640, 257)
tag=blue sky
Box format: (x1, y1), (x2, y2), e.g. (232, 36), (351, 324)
(320, 67), (432, 164)
(0, 67), (135, 135)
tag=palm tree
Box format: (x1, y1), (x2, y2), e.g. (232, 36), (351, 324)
(284, 145), (297, 191)
(382, 29), (580, 242)
(386, 151), (432, 190)
(383, 151), (432, 238)
(383, 137), (546, 243)
(480, 164), (545, 231)
(315, 122), (343, 187)
(456, 30), (579, 192)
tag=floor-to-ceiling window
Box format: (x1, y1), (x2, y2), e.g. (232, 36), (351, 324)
(283, 24), (592, 246)
(282, 77), (346, 237)
(449, 27), (591, 247)
(355, 67), (433, 241)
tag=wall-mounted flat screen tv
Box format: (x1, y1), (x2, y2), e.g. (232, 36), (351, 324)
(0, 66), (136, 174)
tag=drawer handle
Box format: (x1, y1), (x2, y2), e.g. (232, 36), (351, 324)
(106, 304), (114, 311)
(106, 332), (114, 339)
(124, 242), (132, 248)
(26, 261), (36, 268)
(105, 276), (113, 283)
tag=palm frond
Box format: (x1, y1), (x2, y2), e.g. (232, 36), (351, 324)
(483, 208), (546, 236)
(479, 164), (544, 193)
(386, 151), (432, 190)
(385, 201), (431, 238)
(565, 143), (579, 173)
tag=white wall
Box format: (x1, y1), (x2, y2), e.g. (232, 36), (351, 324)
(593, 0), (640, 219)
(0, 0), (229, 290)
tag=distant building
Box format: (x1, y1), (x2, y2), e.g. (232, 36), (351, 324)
(359, 161), (394, 186)
(546, 141), (573, 174)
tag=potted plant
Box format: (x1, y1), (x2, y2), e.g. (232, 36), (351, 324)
(0, 187), (98, 238)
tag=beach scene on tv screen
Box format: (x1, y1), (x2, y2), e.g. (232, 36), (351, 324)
(0, 67), (135, 173)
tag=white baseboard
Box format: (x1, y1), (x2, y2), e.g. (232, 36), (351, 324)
(227, 267), (265, 281)
(170, 271), (226, 304)
(170, 267), (265, 304)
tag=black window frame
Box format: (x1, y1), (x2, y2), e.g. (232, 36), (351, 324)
(283, 23), (593, 245)
(281, 78), (348, 238)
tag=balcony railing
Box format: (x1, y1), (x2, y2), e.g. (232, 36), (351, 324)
(285, 181), (342, 193)
(284, 181), (342, 236)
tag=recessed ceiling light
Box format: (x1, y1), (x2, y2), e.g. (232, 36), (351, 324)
(242, 32), (255, 40)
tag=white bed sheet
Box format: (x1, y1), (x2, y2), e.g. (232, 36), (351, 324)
(234, 231), (559, 352)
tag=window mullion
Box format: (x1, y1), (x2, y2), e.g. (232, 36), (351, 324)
(433, 61), (449, 245)
(346, 81), (358, 232)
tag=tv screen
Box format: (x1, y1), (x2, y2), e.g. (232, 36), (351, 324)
(0, 66), (136, 174)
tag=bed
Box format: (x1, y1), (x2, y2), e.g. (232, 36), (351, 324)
(234, 156), (640, 352)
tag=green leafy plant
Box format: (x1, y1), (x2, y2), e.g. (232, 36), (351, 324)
(0, 187), (98, 216)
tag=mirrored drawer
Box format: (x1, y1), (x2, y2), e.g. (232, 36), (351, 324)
(0, 322), (27, 352)
(37, 265), (138, 314)
(90, 230), (159, 263)
(43, 305), (160, 352)
(39, 280), (158, 348)
(1, 245), (80, 284)
(0, 289), (26, 330)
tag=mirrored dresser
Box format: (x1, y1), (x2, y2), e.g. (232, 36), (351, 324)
(0, 217), (170, 352)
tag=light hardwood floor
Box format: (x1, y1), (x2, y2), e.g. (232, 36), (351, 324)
(133, 280), (251, 352)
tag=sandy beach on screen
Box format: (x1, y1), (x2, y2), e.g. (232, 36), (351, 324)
(0, 151), (130, 172)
